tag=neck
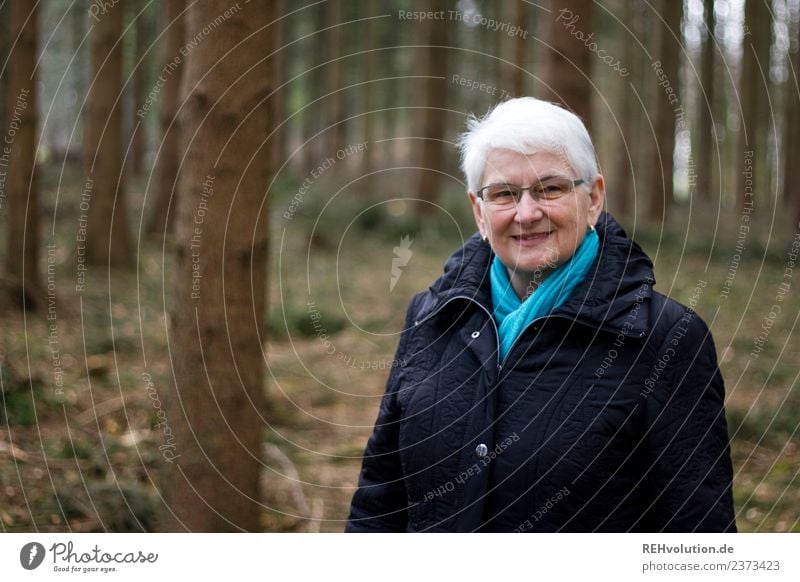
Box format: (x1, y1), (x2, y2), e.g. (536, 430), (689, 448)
(508, 267), (552, 300)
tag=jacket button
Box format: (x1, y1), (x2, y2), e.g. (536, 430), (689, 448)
(475, 443), (489, 458)
(471, 331), (480, 339)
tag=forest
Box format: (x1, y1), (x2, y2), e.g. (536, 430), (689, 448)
(0, 0), (798, 532)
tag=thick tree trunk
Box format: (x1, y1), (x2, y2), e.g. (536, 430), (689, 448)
(612, 0), (638, 220)
(85, 0), (132, 267)
(647, 0), (682, 223)
(415, 0), (449, 216)
(130, 0), (148, 176)
(161, 0), (270, 532)
(786, 14), (800, 226)
(541, 0), (593, 129)
(736, 0), (771, 212)
(5, 1), (39, 293)
(327, 0), (345, 152)
(504, 0), (527, 97)
(697, 0), (716, 205)
(148, 0), (185, 237)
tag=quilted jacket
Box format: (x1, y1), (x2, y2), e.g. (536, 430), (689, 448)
(346, 212), (737, 532)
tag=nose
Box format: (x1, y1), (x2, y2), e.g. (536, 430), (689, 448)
(513, 189), (545, 224)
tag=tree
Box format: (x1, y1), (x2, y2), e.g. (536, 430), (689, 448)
(541, 0), (593, 130)
(129, 0), (151, 176)
(415, 0), (450, 215)
(785, 6), (800, 226)
(5, 1), (39, 296)
(161, 0), (270, 532)
(696, 0), (717, 205)
(736, 0), (772, 212)
(148, 0), (185, 237)
(85, 0), (132, 266)
(647, 0), (682, 222)
(503, 0), (528, 97)
(326, 0), (346, 154)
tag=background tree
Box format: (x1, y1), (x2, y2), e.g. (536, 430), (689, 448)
(647, 0), (683, 222)
(415, 0), (450, 215)
(85, 0), (131, 266)
(5, 0), (40, 297)
(697, 0), (717, 204)
(785, 3), (800, 227)
(162, 0), (270, 532)
(540, 0), (593, 130)
(326, 0), (346, 154)
(148, 0), (185, 236)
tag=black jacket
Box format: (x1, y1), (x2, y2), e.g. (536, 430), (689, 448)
(346, 213), (736, 532)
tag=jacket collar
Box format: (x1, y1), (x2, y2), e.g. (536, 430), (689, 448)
(417, 212), (655, 336)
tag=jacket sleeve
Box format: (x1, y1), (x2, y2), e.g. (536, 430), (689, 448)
(344, 295), (421, 532)
(641, 311), (737, 532)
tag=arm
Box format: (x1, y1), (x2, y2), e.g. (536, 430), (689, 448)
(345, 297), (420, 532)
(641, 311), (737, 532)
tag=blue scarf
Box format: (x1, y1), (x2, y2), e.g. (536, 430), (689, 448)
(491, 229), (600, 362)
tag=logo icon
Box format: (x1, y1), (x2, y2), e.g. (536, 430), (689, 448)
(390, 235), (414, 292)
(20, 542), (45, 570)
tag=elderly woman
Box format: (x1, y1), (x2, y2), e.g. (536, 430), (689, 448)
(346, 97), (736, 532)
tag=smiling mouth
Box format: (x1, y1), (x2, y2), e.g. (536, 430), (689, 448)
(511, 232), (551, 242)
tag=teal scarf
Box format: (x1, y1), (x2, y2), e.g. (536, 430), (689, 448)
(491, 229), (600, 361)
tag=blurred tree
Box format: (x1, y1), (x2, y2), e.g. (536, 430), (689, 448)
(696, 0), (717, 205)
(327, 0), (346, 153)
(785, 6), (800, 226)
(129, 0), (151, 176)
(736, 0), (772, 212)
(647, 0), (682, 222)
(5, 1), (40, 297)
(162, 0), (270, 532)
(148, 0), (185, 237)
(270, 0), (286, 178)
(503, 0), (527, 97)
(415, 0), (450, 215)
(85, 0), (132, 266)
(361, 0), (378, 197)
(541, 0), (593, 130)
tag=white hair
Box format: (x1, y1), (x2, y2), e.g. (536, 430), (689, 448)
(457, 97), (599, 193)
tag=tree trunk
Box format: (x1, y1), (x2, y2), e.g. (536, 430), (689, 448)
(361, 0), (378, 196)
(130, 0), (148, 176)
(269, 0), (285, 179)
(505, 0), (527, 97)
(541, 0), (593, 130)
(647, 0), (682, 223)
(161, 0), (270, 532)
(697, 0), (716, 205)
(786, 12), (800, 226)
(327, 0), (345, 152)
(736, 0), (771, 212)
(415, 0), (449, 216)
(612, 0), (638, 219)
(85, 0), (132, 267)
(148, 0), (185, 237)
(5, 0), (39, 294)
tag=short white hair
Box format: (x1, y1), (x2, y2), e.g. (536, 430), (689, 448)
(457, 97), (599, 193)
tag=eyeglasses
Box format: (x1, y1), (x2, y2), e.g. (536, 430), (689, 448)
(476, 178), (587, 209)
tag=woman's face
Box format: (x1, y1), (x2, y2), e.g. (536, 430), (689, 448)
(470, 149), (605, 283)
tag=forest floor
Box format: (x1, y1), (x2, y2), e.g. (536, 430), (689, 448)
(1, 185), (798, 532)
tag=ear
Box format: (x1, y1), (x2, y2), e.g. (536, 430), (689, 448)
(587, 174), (606, 227)
(468, 192), (487, 239)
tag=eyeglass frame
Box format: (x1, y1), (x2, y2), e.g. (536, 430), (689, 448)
(475, 177), (589, 208)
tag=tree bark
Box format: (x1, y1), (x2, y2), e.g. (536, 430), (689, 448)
(5, 0), (39, 293)
(161, 0), (269, 532)
(647, 0), (682, 223)
(327, 0), (346, 152)
(415, 0), (449, 216)
(697, 0), (716, 205)
(736, 0), (772, 212)
(786, 12), (800, 226)
(85, 0), (132, 267)
(541, 0), (593, 130)
(148, 0), (185, 237)
(130, 0), (148, 176)
(612, 0), (638, 219)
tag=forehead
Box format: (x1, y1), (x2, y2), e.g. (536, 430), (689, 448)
(482, 149), (574, 184)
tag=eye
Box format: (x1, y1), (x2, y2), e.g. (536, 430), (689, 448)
(494, 189), (514, 198)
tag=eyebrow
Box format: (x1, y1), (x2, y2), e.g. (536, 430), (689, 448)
(482, 174), (569, 188)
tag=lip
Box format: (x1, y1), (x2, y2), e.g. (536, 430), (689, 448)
(510, 232), (551, 246)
